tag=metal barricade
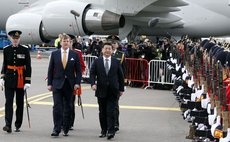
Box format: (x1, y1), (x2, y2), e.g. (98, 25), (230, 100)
(83, 55), (98, 78)
(125, 58), (149, 85)
(146, 60), (173, 88)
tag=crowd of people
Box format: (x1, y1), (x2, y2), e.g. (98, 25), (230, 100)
(57, 35), (175, 63)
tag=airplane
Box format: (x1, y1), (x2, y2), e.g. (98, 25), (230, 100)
(1, 0), (230, 44)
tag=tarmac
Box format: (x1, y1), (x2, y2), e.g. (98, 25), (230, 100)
(0, 51), (191, 142)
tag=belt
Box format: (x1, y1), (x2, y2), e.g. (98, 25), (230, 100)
(7, 65), (24, 88)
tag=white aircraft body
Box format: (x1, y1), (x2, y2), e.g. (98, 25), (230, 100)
(1, 0), (230, 44)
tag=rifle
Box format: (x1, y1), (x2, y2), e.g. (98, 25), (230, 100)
(215, 61), (221, 117)
(24, 90), (31, 128)
(193, 46), (198, 89)
(222, 62), (229, 137)
(210, 58), (216, 111)
(203, 54), (209, 94)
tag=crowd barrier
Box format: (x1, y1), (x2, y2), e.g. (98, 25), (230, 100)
(82, 55), (173, 88)
(125, 58), (149, 85)
(145, 60), (173, 88)
(82, 55), (98, 78)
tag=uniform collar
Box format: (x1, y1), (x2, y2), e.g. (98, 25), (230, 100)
(12, 44), (18, 48)
(113, 49), (117, 54)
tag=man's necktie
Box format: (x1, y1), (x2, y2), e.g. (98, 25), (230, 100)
(62, 50), (67, 69)
(105, 58), (109, 75)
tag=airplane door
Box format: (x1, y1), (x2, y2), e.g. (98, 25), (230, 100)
(18, 0), (29, 5)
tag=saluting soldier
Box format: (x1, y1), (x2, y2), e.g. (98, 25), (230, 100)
(107, 35), (125, 132)
(0, 30), (31, 133)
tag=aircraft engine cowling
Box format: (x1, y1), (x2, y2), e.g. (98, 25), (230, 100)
(6, 13), (49, 44)
(6, 0), (125, 44)
(42, 0), (125, 38)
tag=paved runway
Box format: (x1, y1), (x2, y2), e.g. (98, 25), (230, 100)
(0, 52), (190, 142)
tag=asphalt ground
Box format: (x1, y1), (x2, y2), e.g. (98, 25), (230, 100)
(0, 52), (190, 142)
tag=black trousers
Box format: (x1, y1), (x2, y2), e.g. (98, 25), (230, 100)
(4, 87), (24, 129)
(114, 96), (120, 128)
(70, 95), (76, 127)
(97, 95), (116, 135)
(52, 80), (73, 133)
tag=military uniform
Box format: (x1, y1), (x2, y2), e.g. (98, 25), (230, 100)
(1, 30), (31, 133)
(113, 50), (125, 72)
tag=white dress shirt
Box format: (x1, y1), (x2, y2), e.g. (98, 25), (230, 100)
(103, 56), (111, 70)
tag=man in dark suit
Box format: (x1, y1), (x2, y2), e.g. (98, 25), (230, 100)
(90, 42), (124, 140)
(47, 33), (82, 137)
(1, 30), (31, 133)
(107, 35), (126, 132)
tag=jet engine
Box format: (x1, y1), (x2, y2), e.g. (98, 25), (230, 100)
(6, 0), (125, 44)
(6, 13), (47, 44)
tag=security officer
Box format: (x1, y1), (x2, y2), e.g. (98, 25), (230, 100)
(107, 35), (125, 132)
(0, 30), (31, 133)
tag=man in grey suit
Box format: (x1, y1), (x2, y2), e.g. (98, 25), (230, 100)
(90, 42), (124, 140)
(47, 33), (82, 137)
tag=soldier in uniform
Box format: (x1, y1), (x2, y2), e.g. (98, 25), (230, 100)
(0, 30), (31, 133)
(107, 35), (125, 132)
(69, 35), (86, 130)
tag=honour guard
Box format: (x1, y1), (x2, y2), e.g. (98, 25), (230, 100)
(0, 30), (31, 133)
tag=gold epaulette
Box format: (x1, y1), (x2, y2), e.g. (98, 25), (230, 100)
(120, 52), (125, 64)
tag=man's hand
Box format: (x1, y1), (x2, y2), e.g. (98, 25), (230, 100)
(119, 92), (124, 96)
(24, 83), (31, 90)
(47, 85), (52, 91)
(74, 84), (80, 90)
(91, 85), (96, 91)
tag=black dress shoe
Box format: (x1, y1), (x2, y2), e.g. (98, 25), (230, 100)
(107, 134), (114, 140)
(99, 133), (106, 138)
(14, 128), (20, 132)
(3, 126), (12, 133)
(51, 131), (59, 137)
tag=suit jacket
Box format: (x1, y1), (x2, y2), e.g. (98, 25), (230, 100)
(47, 49), (82, 90)
(90, 56), (124, 98)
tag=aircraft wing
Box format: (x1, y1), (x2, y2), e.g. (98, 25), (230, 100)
(5, 0), (190, 44)
(6, 0), (230, 44)
(118, 0), (188, 39)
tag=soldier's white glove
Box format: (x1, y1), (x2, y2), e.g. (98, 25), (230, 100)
(74, 84), (80, 90)
(24, 83), (31, 90)
(187, 79), (194, 88)
(0, 79), (4, 88)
